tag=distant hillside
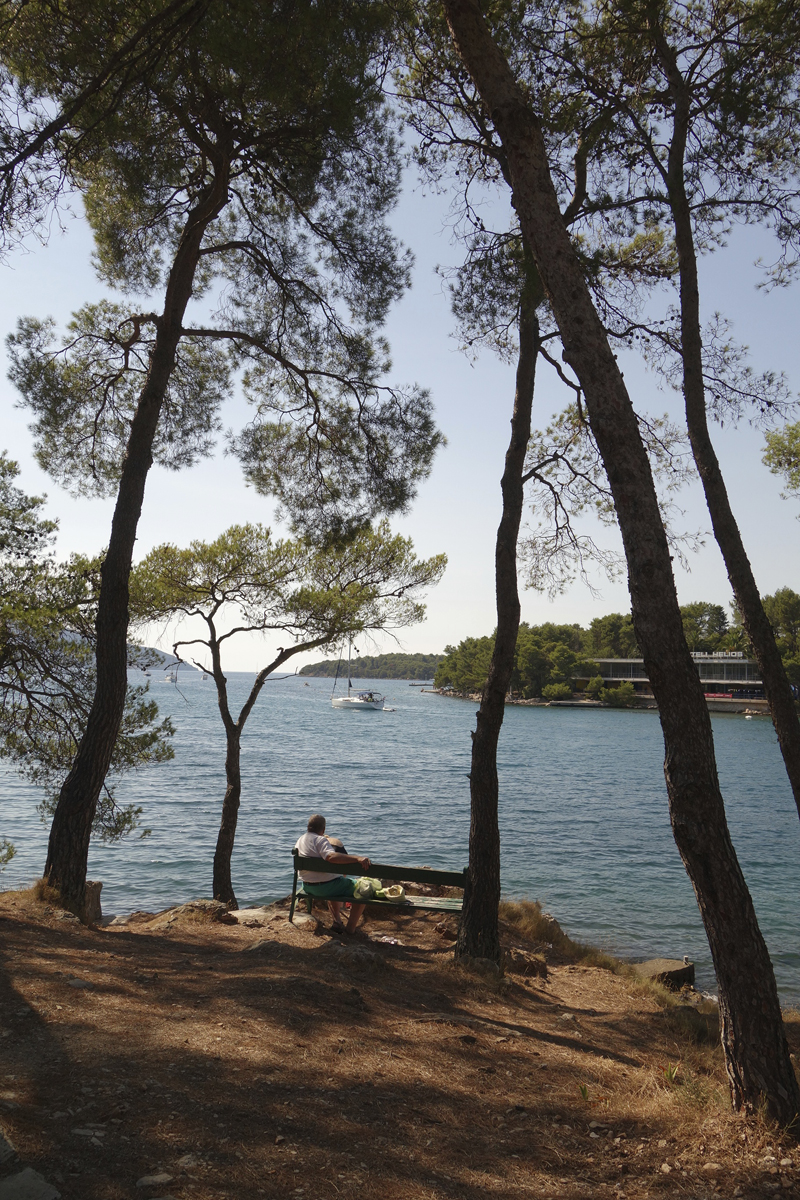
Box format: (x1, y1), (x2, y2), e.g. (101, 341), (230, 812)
(129, 645), (198, 671)
(300, 653), (443, 680)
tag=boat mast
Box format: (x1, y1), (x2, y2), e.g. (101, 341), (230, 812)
(331, 646), (344, 701)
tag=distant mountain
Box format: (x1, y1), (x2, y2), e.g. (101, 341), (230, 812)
(300, 652), (443, 680)
(129, 645), (200, 671)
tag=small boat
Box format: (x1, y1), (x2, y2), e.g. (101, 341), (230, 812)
(164, 670), (177, 683)
(332, 690), (385, 710)
(331, 642), (385, 710)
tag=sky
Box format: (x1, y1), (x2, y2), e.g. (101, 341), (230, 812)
(2, 166), (799, 672)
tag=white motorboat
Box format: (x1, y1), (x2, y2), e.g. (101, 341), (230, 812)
(332, 690), (385, 710)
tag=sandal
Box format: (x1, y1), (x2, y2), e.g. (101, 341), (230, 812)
(330, 922), (346, 936)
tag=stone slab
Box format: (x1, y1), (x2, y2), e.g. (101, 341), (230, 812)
(241, 939), (283, 955)
(229, 906), (275, 920)
(0, 1168), (61, 1200)
(107, 912), (156, 926)
(632, 958), (695, 988)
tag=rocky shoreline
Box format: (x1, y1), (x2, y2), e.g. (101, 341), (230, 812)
(423, 687), (771, 715)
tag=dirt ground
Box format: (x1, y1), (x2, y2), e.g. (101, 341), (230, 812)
(1, 889), (799, 1200)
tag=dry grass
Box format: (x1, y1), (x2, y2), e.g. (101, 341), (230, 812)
(1, 887), (800, 1200)
(31, 878), (67, 910)
(499, 899), (623, 973)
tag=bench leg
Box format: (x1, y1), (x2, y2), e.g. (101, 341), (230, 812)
(289, 870), (298, 923)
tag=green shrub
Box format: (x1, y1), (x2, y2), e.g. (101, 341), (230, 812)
(585, 675), (604, 697)
(542, 681), (573, 701)
(599, 681), (639, 707)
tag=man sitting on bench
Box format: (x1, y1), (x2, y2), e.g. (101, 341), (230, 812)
(294, 813), (371, 935)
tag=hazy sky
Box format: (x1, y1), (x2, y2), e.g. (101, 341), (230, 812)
(2, 166), (799, 672)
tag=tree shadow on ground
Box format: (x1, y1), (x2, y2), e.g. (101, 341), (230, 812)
(0, 895), (791, 1200)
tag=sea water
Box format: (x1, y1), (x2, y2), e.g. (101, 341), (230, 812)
(2, 672), (799, 1003)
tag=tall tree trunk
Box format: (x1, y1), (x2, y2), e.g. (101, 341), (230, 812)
(456, 269), (541, 962)
(213, 725), (241, 908)
(655, 33), (800, 824)
(43, 163), (231, 917)
(442, 0), (800, 1124)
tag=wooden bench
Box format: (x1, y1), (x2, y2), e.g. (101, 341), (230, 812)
(289, 850), (467, 923)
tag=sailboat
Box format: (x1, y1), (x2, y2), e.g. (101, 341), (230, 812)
(331, 643), (385, 710)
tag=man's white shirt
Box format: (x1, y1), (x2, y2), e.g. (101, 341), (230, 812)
(294, 831), (337, 881)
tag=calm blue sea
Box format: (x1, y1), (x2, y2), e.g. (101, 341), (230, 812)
(2, 673), (799, 1003)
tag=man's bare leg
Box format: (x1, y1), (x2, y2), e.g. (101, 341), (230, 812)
(328, 901), (344, 928)
(346, 902), (366, 933)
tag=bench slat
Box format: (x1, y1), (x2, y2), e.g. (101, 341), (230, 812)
(292, 852), (466, 888)
(297, 888), (463, 915)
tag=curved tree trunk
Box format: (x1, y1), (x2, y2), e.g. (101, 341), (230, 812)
(210, 640), (324, 906)
(442, 0), (800, 1125)
(43, 164), (231, 917)
(213, 726), (241, 908)
(655, 36), (800, 824)
(456, 271), (540, 963)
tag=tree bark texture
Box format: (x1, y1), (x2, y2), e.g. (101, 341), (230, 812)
(655, 31), (800, 826)
(442, 0), (800, 1124)
(214, 727), (242, 909)
(456, 279), (540, 963)
(44, 163), (231, 917)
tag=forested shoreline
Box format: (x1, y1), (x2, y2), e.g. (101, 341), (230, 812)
(297, 590), (800, 693)
(435, 592), (800, 699)
(299, 652), (443, 679)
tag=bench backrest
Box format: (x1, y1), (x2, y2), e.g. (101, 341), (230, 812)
(292, 850), (467, 889)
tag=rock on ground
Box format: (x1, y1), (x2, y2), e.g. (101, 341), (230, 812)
(505, 947), (548, 978)
(0, 1168), (61, 1200)
(241, 939), (284, 955)
(632, 958), (695, 988)
(321, 943), (386, 970)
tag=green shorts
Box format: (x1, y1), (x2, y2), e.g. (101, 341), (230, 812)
(301, 876), (356, 899)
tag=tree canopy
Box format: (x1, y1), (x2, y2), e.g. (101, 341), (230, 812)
(435, 620), (596, 697)
(0, 0), (212, 249)
(6, 0), (442, 538)
(131, 522), (446, 656)
(764, 424), (800, 506)
(761, 588), (800, 686)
